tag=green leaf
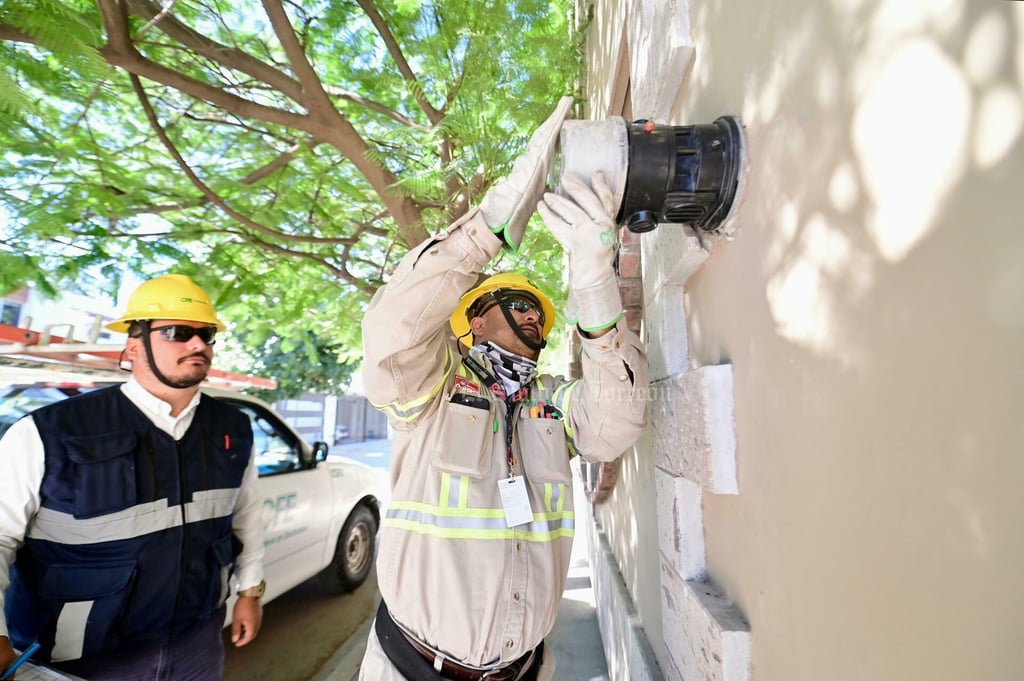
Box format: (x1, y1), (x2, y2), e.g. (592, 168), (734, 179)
(0, 0), (581, 394)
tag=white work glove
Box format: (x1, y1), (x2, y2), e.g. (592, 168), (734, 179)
(479, 96), (574, 250)
(537, 171), (623, 333)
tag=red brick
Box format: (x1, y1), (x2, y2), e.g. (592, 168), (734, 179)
(618, 251), (641, 279)
(618, 280), (643, 308)
(619, 227), (642, 248)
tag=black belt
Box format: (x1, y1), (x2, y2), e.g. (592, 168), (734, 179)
(374, 600), (542, 681)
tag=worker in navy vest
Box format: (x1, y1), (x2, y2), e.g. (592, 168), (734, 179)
(0, 274), (265, 681)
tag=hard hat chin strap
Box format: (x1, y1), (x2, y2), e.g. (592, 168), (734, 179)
(494, 292), (545, 352)
(136, 321), (205, 390)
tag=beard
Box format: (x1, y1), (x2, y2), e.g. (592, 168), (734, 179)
(165, 372), (207, 389)
(158, 354), (210, 388)
(167, 356), (209, 387)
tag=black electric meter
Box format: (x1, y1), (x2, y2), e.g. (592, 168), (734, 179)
(554, 115), (745, 234)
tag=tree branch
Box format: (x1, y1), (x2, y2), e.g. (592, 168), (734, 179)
(237, 142), (307, 185)
(124, 0), (305, 103)
(128, 72), (349, 246)
(177, 110), (298, 145)
(123, 0), (427, 246)
(246, 232), (378, 296)
(260, 0), (336, 115)
(133, 0), (179, 37)
(355, 0), (442, 125)
(322, 85), (426, 129)
(99, 1), (312, 131)
(0, 23), (35, 44)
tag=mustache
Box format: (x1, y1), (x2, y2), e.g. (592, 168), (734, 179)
(178, 352), (211, 365)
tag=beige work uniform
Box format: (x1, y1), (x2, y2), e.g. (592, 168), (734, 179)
(360, 210), (648, 677)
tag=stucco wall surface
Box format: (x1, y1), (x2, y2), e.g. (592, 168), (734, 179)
(580, 0), (1024, 679)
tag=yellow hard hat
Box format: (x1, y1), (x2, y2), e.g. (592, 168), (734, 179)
(450, 273), (555, 347)
(106, 274), (225, 333)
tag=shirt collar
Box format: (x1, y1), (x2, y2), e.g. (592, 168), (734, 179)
(121, 375), (202, 423)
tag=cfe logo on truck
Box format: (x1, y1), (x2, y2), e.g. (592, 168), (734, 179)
(262, 492), (297, 530)
(262, 492), (309, 546)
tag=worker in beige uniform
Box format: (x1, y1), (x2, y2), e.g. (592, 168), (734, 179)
(359, 96), (648, 681)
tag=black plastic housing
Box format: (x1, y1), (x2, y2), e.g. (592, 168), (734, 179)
(620, 116), (744, 233)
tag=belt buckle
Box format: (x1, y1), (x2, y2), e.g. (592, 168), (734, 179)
(480, 661), (519, 681)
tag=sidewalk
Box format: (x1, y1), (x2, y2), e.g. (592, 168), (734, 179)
(315, 441), (609, 680)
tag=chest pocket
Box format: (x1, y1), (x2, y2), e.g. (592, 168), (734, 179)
(429, 397), (494, 478)
(206, 433), (252, 490)
(517, 417), (571, 484)
(64, 432), (139, 519)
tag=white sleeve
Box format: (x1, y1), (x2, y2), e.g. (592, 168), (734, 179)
(0, 418), (45, 638)
(231, 453), (264, 591)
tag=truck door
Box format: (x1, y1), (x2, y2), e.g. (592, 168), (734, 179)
(225, 400), (333, 597)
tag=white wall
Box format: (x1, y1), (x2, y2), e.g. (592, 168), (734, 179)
(580, 0), (1024, 679)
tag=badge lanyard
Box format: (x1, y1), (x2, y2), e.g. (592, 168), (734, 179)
(463, 354), (528, 474)
(464, 355), (533, 527)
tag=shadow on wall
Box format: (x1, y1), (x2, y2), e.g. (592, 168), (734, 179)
(685, 0), (1022, 368)
(674, 0), (1024, 679)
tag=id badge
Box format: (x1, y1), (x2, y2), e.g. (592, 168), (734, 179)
(498, 476), (533, 527)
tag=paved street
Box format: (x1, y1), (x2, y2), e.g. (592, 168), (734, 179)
(328, 436), (392, 472)
(223, 571), (379, 681)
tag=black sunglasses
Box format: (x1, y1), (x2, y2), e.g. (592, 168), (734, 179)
(475, 295), (544, 324)
(149, 324), (217, 345)
(501, 298), (542, 317)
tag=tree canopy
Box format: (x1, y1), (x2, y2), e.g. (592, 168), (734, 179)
(0, 0), (582, 396)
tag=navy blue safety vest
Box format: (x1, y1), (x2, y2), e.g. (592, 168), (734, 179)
(4, 386), (253, 662)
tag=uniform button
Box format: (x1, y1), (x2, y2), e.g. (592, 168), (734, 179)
(469, 415), (476, 422)
(545, 428), (552, 435)
(516, 542), (522, 551)
(619, 375), (628, 381)
(506, 640), (515, 649)
(513, 593), (521, 602)
(469, 228), (477, 235)
(430, 248), (439, 255)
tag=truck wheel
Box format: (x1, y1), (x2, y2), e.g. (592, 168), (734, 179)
(319, 505), (377, 593)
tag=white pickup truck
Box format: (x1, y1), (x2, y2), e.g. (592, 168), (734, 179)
(0, 378), (388, 619)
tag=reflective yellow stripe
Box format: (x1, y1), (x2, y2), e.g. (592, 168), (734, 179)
(438, 474), (471, 508)
(384, 503), (574, 541)
(389, 500), (506, 518)
(439, 473), (452, 507)
(552, 381), (580, 457)
(372, 346), (456, 422)
(382, 519), (574, 541)
(543, 483), (568, 513)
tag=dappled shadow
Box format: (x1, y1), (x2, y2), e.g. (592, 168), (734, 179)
(223, 571), (379, 681)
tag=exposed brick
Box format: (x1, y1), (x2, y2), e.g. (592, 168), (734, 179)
(619, 280), (643, 308)
(619, 226), (642, 247)
(618, 251), (642, 279)
(587, 458), (621, 504)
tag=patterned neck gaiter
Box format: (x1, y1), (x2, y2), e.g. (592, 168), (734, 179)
(470, 341), (538, 398)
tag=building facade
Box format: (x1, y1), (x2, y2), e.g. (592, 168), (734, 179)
(575, 1), (1024, 680)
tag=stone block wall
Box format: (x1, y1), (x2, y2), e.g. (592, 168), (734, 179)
(642, 225), (751, 681)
